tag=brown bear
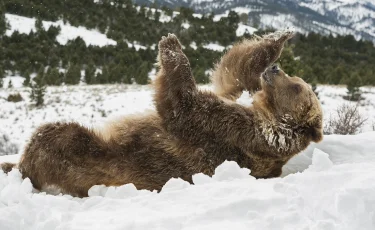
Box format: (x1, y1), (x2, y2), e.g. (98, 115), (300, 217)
(0, 33), (322, 197)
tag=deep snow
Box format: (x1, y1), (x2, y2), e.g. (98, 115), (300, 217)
(0, 133), (375, 230)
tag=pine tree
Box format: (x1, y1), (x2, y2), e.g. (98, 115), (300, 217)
(8, 80), (13, 88)
(35, 17), (43, 32)
(96, 67), (109, 84)
(193, 67), (209, 84)
(0, 2), (6, 36)
(84, 63), (96, 84)
(65, 64), (81, 85)
(30, 68), (47, 107)
(0, 77), (3, 88)
(311, 79), (319, 98)
(344, 73), (362, 101)
(135, 62), (149, 85)
(23, 73), (31, 87)
(45, 67), (61, 85)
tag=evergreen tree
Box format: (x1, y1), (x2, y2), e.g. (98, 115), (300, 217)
(193, 67), (209, 84)
(0, 65), (4, 79)
(23, 73), (31, 87)
(135, 62), (149, 85)
(35, 17), (43, 31)
(45, 67), (61, 85)
(0, 2), (6, 36)
(65, 64), (81, 85)
(279, 46), (302, 78)
(311, 79), (319, 98)
(8, 80), (13, 88)
(344, 73), (362, 101)
(30, 67), (47, 107)
(96, 67), (109, 84)
(84, 63), (96, 84)
(0, 77), (3, 88)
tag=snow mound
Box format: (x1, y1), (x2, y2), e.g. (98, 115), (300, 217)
(5, 14), (117, 47)
(0, 132), (375, 229)
(162, 178), (191, 192)
(307, 148), (333, 172)
(212, 160), (252, 181)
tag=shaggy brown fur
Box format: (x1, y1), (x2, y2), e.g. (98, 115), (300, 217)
(0, 33), (322, 197)
(212, 30), (294, 100)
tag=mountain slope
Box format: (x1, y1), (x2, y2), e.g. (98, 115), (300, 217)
(134, 0), (375, 43)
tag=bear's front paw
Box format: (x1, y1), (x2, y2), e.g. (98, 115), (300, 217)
(159, 33), (182, 52)
(158, 34), (189, 71)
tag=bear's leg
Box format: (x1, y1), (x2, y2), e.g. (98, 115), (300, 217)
(154, 34), (256, 151)
(18, 122), (109, 197)
(154, 34), (198, 122)
(212, 30), (294, 99)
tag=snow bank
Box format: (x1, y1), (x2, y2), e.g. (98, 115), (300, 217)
(283, 131), (375, 175)
(5, 14), (117, 47)
(1, 135), (375, 229)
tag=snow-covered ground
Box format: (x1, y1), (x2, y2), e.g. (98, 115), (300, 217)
(0, 83), (374, 155)
(0, 83), (375, 229)
(0, 132), (374, 229)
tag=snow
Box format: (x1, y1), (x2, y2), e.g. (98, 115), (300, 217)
(5, 14), (117, 47)
(182, 22), (191, 29)
(203, 43), (226, 52)
(0, 83), (375, 229)
(236, 23), (257, 37)
(1, 133), (375, 229)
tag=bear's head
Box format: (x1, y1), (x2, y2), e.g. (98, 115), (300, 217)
(253, 64), (323, 143)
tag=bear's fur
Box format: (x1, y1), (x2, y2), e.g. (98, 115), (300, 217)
(0, 33), (322, 197)
(212, 30), (294, 100)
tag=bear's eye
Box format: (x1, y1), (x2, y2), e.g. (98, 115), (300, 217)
(291, 84), (302, 94)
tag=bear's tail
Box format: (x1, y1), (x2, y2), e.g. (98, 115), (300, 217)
(1, 162), (17, 174)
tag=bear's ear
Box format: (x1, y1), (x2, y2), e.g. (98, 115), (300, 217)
(310, 127), (323, 143)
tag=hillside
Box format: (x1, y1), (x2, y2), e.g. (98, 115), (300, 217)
(1, 0), (375, 87)
(134, 0), (375, 43)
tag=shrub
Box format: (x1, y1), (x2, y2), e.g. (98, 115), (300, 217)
(0, 133), (19, 156)
(324, 103), (367, 135)
(7, 93), (23, 102)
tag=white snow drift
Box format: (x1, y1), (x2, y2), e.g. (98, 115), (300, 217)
(0, 132), (375, 229)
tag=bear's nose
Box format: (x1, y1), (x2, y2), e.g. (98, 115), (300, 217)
(270, 64), (279, 74)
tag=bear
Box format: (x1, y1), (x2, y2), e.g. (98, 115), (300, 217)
(0, 33), (322, 197)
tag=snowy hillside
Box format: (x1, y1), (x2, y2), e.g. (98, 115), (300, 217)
(134, 0), (375, 42)
(5, 14), (117, 47)
(0, 84), (375, 229)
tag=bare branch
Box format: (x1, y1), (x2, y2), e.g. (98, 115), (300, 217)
(324, 102), (367, 135)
